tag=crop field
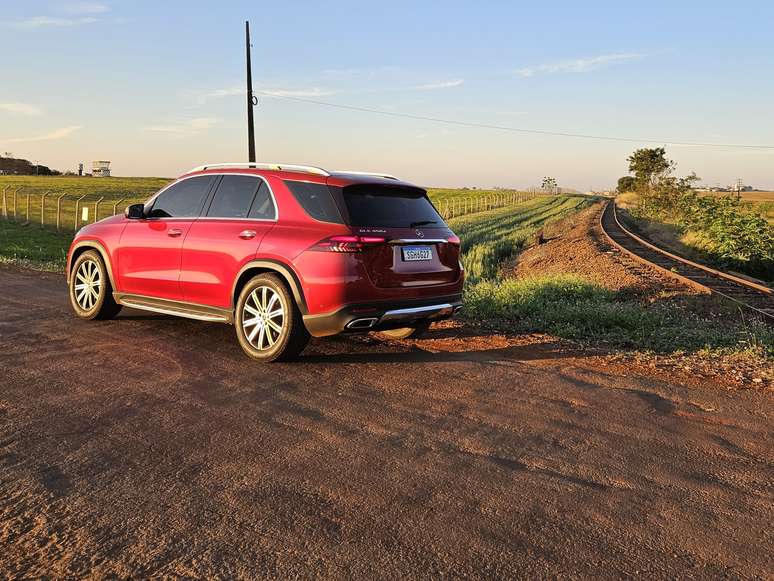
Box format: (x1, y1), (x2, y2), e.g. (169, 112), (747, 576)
(0, 176), (542, 232)
(448, 195), (592, 280)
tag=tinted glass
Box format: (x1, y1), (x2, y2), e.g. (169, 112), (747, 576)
(284, 180), (343, 224)
(247, 181), (275, 220)
(149, 176), (214, 218)
(207, 175), (260, 218)
(341, 185), (442, 228)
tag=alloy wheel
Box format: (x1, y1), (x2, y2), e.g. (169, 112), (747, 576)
(242, 285), (286, 351)
(74, 259), (102, 310)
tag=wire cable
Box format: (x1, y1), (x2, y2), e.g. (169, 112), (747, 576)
(255, 90), (774, 150)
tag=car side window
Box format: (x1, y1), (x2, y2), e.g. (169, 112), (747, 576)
(148, 176), (214, 218)
(247, 181), (276, 220)
(284, 180), (343, 223)
(207, 175), (262, 219)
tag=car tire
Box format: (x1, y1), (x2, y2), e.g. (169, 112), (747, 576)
(377, 322), (431, 340)
(235, 273), (310, 362)
(69, 250), (122, 320)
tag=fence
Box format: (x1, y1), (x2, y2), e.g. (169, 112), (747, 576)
(436, 190), (544, 220)
(0, 187), (549, 232)
(0, 188), (145, 232)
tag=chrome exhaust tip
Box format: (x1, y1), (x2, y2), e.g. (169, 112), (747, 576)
(346, 317), (379, 330)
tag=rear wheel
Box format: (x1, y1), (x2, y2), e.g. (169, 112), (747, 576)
(377, 322), (431, 340)
(235, 274), (310, 362)
(69, 250), (122, 320)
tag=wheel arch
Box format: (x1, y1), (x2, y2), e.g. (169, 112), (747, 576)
(232, 260), (308, 315)
(67, 240), (117, 290)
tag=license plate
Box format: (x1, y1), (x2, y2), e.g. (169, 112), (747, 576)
(401, 246), (432, 261)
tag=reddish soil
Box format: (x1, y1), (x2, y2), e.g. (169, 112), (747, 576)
(1, 267), (773, 578)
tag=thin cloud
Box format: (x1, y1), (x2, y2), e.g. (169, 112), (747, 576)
(514, 53), (644, 77)
(0, 102), (43, 116)
(144, 118), (217, 135)
(262, 87), (334, 98)
(60, 2), (110, 14)
(412, 79), (464, 91)
(2, 125), (82, 144)
(192, 85), (334, 104)
(3, 16), (99, 28)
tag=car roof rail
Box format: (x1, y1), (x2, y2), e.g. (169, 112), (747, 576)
(333, 170), (399, 180)
(187, 162), (330, 176)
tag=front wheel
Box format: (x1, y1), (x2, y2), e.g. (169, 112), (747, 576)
(377, 322), (431, 340)
(69, 250), (122, 320)
(235, 274), (310, 362)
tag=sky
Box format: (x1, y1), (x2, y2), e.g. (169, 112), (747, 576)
(1, 0), (773, 189)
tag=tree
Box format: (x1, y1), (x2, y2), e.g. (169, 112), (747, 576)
(617, 176), (636, 193)
(627, 147), (675, 194)
(541, 176), (558, 194)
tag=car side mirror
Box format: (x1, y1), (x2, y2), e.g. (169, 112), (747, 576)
(125, 203), (145, 220)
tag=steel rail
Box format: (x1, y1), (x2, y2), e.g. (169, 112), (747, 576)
(599, 201), (774, 321)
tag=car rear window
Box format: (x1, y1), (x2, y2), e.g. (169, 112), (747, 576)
(284, 180), (343, 224)
(340, 185), (442, 228)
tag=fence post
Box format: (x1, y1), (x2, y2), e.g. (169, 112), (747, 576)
(56, 193), (67, 231)
(13, 190), (18, 220)
(74, 194), (88, 232)
(25, 193), (31, 224)
(112, 197), (126, 216)
(93, 196), (104, 223)
(1, 188), (6, 219)
(40, 191), (51, 228)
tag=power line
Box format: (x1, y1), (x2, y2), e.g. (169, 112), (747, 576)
(255, 90), (774, 150)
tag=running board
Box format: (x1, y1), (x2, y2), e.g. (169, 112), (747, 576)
(113, 293), (233, 324)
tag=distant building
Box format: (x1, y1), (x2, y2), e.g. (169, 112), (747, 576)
(92, 160), (111, 177)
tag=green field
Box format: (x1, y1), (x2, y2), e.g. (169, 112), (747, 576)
(0, 175), (170, 198)
(448, 195), (592, 280)
(0, 176), (540, 231)
(450, 199), (773, 357)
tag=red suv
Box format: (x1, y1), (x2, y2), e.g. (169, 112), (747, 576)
(66, 163), (464, 361)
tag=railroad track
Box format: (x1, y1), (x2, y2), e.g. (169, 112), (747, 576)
(600, 201), (774, 321)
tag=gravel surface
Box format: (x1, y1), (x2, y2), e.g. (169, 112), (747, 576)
(1, 267), (772, 578)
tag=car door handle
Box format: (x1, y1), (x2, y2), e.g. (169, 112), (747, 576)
(239, 229), (257, 240)
(167, 228), (183, 237)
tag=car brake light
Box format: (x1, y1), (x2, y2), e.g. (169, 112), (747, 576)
(310, 235), (386, 253)
(446, 234), (461, 246)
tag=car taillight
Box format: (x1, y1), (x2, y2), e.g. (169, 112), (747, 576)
(446, 234), (461, 246)
(309, 235), (386, 253)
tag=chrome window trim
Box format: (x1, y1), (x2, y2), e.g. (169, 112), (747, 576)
(143, 172), (278, 222)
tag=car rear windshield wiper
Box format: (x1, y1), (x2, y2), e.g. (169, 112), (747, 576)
(410, 220), (438, 227)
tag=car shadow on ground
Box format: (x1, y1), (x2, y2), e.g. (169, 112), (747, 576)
(114, 309), (580, 365)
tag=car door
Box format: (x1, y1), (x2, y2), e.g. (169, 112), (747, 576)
(118, 175), (216, 300)
(180, 174), (276, 308)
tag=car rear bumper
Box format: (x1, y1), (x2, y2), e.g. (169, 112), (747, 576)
(302, 294), (463, 337)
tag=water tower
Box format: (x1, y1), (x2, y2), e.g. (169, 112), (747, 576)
(92, 160), (111, 177)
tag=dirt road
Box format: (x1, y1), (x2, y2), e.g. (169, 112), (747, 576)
(1, 267), (772, 578)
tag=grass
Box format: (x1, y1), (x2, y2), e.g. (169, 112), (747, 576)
(449, 197), (773, 358)
(0, 176), (533, 232)
(448, 195), (593, 280)
(427, 187), (529, 205)
(0, 176), (168, 232)
(0, 175), (170, 198)
(0, 220), (72, 271)
(464, 274), (773, 356)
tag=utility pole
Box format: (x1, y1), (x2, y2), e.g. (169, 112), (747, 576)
(246, 21), (256, 163)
